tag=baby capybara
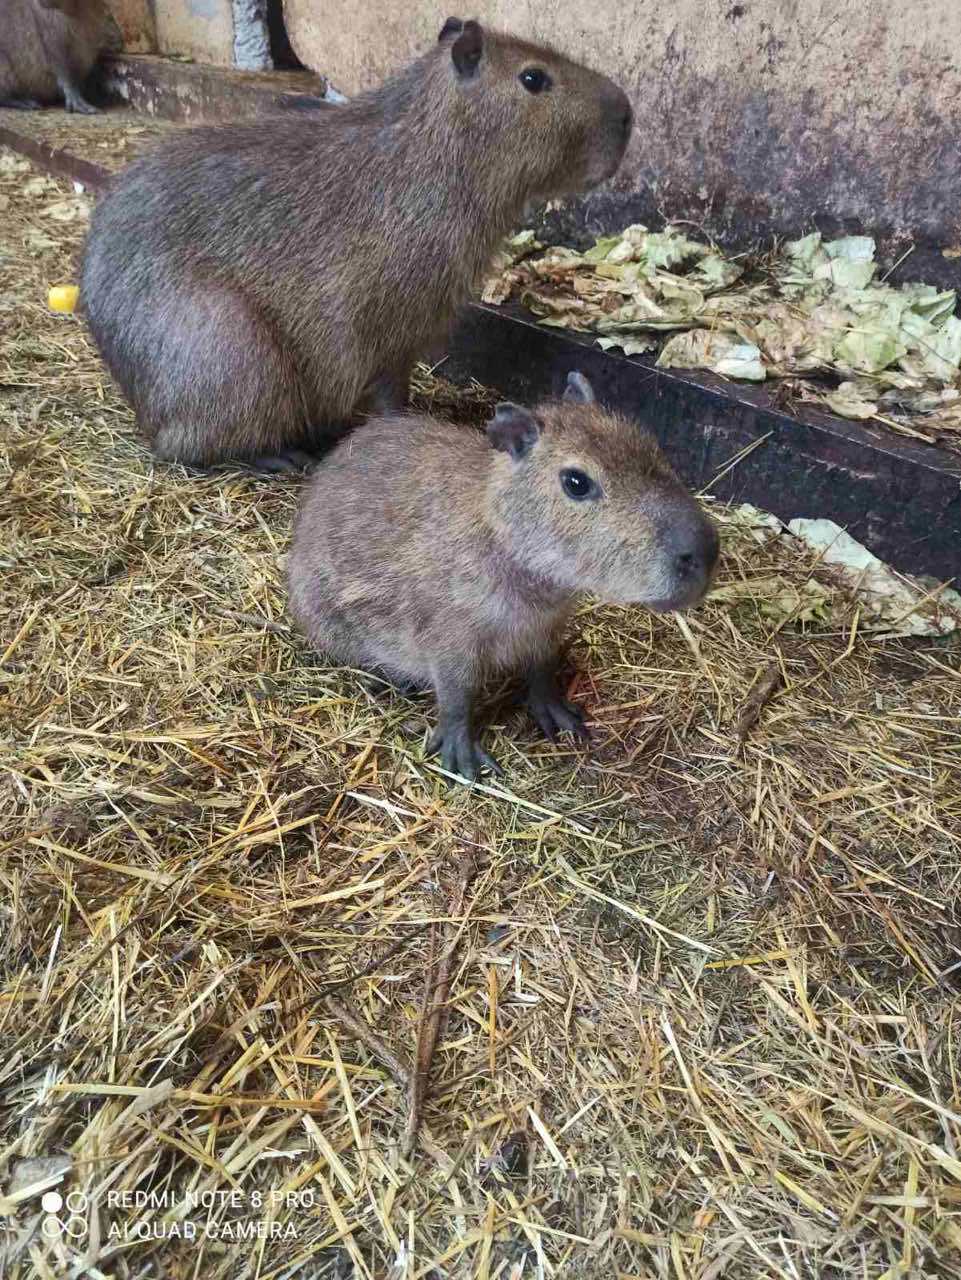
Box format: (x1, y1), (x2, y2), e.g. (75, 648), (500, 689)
(0, 0), (106, 114)
(80, 18), (633, 471)
(288, 372), (719, 781)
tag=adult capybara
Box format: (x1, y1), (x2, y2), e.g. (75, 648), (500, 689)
(80, 18), (633, 471)
(288, 372), (719, 781)
(0, 0), (106, 114)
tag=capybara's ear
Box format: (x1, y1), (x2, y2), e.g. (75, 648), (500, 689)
(563, 371), (597, 405)
(438, 17), (464, 42)
(451, 20), (484, 78)
(487, 403), (540, 460)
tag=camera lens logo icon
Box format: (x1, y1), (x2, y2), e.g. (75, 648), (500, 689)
(41, 1189), (88, 1242)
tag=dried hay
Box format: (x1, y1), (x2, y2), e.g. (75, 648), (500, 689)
(1, 152), (961, 1279)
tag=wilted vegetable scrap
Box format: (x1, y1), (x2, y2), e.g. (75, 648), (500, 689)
(484, 226), (961, 447)
(718, 508), (961, 637)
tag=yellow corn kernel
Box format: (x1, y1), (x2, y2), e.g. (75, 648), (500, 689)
(48, 285), (79, 313)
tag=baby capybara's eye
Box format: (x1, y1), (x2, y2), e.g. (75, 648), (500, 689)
(560, 468), (595, 500)
(519, 67), (553, 94)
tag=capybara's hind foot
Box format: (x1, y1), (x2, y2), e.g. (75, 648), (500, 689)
(359, 671), (421, 700)
(251, 450), (318, 474)
(427, 723), (503, 783)
(0, 97), (44, 110)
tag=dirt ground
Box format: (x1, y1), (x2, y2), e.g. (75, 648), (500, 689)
(1, 145), (960, 1279)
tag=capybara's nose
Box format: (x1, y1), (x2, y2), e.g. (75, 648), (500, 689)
(619, 102), (634, 144)
(676, 520), (720, 582)
(604, 85), (633, 143)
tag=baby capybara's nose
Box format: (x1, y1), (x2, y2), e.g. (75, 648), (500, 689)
(675, 519), (720, 583)
(670, 509), (721, 604)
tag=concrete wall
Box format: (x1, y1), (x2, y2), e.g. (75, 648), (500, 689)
(155, 0), (235, 66)
(105, 0), (237, 66)
(282, 0), (961, 248)
(104, 0), (156, 53)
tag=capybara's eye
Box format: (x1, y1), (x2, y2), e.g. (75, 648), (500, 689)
(560, 468), (595, 500)
(519, 67), (552, 94)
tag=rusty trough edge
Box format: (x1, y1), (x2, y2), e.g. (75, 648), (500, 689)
(0, 125), (111, 193)
(3, 122), (959, 581)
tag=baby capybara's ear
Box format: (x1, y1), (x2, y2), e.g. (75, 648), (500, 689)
(487, 403), (541, 461)
(563, 371), (597, 405)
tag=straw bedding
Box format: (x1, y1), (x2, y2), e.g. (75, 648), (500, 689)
(1, 149), (960, 1279)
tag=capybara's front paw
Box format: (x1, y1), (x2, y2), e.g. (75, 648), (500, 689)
(526, 684), (590, 743)
(250, 450), (317, 474)
(427, 723), (503, 782)
(64, 91), (100, 115)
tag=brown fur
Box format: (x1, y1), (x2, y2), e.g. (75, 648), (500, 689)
(80, 19), (632, 470)
(288, 374), (719, 781)
(0, 0), (106, 113)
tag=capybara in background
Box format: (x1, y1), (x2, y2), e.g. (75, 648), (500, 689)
(288, 372), (719, 781)
(0, 0), (107, 114)
(81, 18), (633, 471)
